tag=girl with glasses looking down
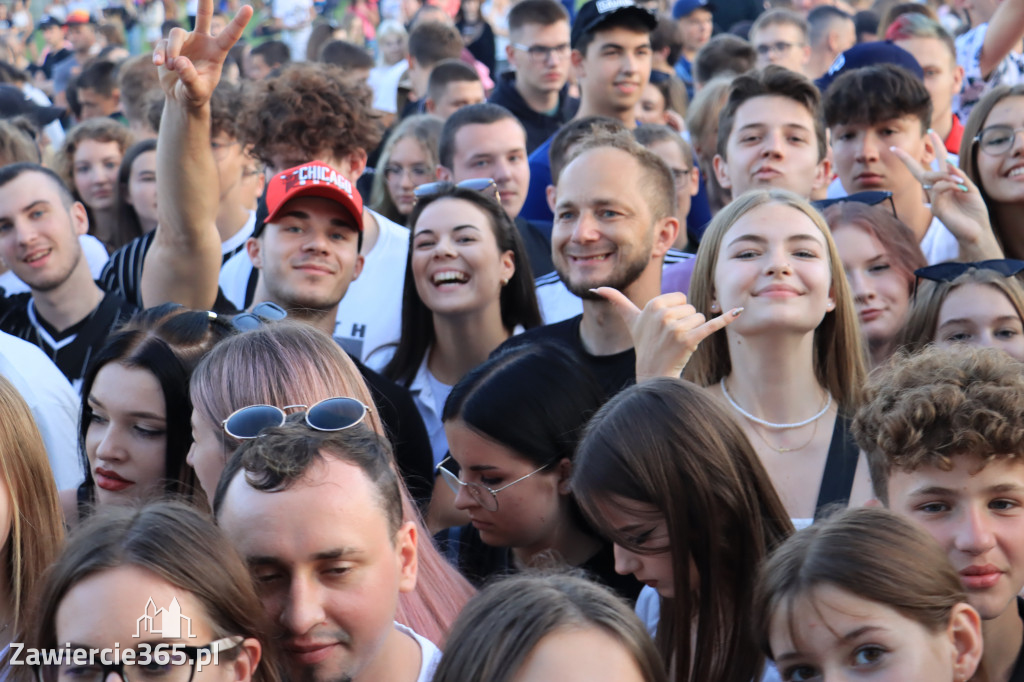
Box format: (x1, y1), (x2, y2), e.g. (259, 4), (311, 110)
(899, 260), (1024, 362)
(372, 183), (541, 533)
(0, 375), (64, 680)
(28, 501), (280, 682)
(438, 343), (643, 603)
(187, 321), (474, 647)
(571, 377), (793, 682)
(597, 189), (870, 528)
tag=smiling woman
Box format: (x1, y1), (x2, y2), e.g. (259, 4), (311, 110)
(63, 304), (235, 525)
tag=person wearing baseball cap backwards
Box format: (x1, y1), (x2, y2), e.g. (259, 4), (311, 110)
(672, 0), (712, 99)
(520, 0), (655, 224)
(31, 15), (72, 82)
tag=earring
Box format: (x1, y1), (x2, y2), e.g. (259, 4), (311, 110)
(710, 302), (720, 312)
(501, 278), (509, 286)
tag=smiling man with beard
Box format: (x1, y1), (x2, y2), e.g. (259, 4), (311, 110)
(498, 132), (678, 398)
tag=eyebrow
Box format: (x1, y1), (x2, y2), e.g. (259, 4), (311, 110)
(726, 233), (824, 247)
(466, 464), (498, 472)
(907, 483), (1024, 498)
(87, 396), (165, 422)
(414, 224), (483, 238)
(775, 626), (886, 662)
(247, 548), (363, 566)
(938, 316), (1022, 328)
(277, 210), (358, 230)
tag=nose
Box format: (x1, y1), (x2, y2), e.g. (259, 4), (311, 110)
(94, 423), (127, 463)
(1010, 130), (1024, 157)
(761, 128), (784, 157)
(399, 169), (415, 190)
(954, 504), (997, 556)
(613, 544), (641, 577)
(301, 228), (330, 254)
(452, 483), (479, 511)
(280, 575), (327, 636)
(846, 269), (874, 303)
(570, 211), (602, 244)
(764, 248), (792, 276)
(855, 131), (880, 163)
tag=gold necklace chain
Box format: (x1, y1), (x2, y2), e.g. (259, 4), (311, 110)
(751, 418), (819, 454)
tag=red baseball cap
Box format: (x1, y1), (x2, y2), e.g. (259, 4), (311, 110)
(264, 161), (363, 229)
(63, 9), (95, 26)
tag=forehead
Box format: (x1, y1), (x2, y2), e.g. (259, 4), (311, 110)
(219, 457), (392, 558)
(74, 139), (122, 158)
(0, 170), (67, 204)
(752, 22), (803, 42)
(513, 19), (570, 41)
(769, 584), (904, 654)
(442, 80), (485, 99)
(731, 95), (816, 134)
(584, 25), (651, 53)
(453, 120), (526, 157)
(270, 195), (360, 229)
(894, 36), (953, 65)
(888, 453), (1024, 501)
(983, 95), (1024, 126)
(939, 282), (1018, 317)
(831, 114), (924, 133)
(647, 138), (686, 167)
(719, 202), (827, 245)
(558, 147), (645, 200)
(414, 197), (492, 234)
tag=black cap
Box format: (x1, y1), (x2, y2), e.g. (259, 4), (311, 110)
(571, 0), (657, 50)
(814, 41), (923, 93)
(37, 14), (62, 30)
(0, 85), (64, 127)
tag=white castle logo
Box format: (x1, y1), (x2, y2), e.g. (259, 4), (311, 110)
(134, 597), (197, 639)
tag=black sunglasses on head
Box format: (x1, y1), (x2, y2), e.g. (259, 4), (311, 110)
(811, 190), (896, 219)
(912, 259), (1024, 300)
(413, 178), (500, 203)
(230, 301), (287, 332)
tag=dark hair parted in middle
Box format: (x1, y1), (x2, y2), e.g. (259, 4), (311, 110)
(383, 187), (542, 388)
(571, 378), (793, 682)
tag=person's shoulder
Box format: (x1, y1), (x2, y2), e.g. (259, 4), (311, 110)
(528, 135), (554, 164)
(499, 315), (581, 351)
(394, 622), (441, 682)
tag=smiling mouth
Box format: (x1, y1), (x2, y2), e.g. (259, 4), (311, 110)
(432, 271), (469, 284)
(24, 248), (51, 264)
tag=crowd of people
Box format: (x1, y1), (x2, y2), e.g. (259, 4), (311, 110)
(0, 0), (1024, 679)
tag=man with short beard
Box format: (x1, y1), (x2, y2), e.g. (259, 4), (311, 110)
(498, 133), (678, 398)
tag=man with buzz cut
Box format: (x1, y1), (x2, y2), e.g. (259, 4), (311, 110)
(520, 0), (656, 225)
(488, 0), (578, 153)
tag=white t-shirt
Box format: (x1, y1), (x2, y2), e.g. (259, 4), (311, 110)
(219, 209), (408, 363)
(368, 60), (409, 114)
(395, 622), (441, 682)
(0, 330), (83, 490)
(920, 216), (960, 265)
(273, 0), (315, 61)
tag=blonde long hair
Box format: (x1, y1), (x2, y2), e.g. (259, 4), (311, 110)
(684, 190), (867, 412)
(0, 375), (65, 665)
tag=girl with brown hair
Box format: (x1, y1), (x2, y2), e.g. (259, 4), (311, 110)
(571, 377), (793, 682)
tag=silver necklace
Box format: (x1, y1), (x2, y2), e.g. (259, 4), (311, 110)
(720, 379), (832, 430)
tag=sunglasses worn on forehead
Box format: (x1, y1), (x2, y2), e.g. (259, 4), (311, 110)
(915, 259), (1024, 283)
(811, 190), (897, 219)
(222, 396), (369, 440)
(231, 301), (287, 332)
(413, 178), (500, 203)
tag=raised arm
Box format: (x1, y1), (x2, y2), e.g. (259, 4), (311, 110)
(141, 0), (252, 309)
(978, 0), (1024, 80)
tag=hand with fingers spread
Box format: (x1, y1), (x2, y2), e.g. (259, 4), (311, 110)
(152, 0), (253, 108)
(593, 287), (742, 381)
(891, 130), (1003, 260)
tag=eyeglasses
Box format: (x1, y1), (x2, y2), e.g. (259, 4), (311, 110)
(383, 164), (434, 183)
(436, 455), (551, 512)
(973, 125), (1024, 156)
(230, 301), (287, 332)
(755, 40), (803, 57)
(413, 178), (500, 203)
(812, 190), (897, 219)
(511, 42), (570, 63)
(36, 636), (243, 682)
(222, 396), (369, 440)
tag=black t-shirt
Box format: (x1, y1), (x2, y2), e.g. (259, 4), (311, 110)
(453, 523), (643, 604)
(0, 288), (138, 385)
(100, 230), (246, 314)
(498, 314), (636, 400)
(1010, 597), (1024, 682)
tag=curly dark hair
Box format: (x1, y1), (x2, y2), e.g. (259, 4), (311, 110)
(852, 345), (1024, 504)
(237, 62), (384, 167)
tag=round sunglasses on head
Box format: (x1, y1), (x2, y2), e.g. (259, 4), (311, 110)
(222, 396), (369, 440)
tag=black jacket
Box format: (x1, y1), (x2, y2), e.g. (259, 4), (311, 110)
(488, 72), (578, 154)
